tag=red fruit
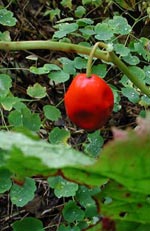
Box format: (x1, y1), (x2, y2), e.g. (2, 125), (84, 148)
(64, 73), (114, 131)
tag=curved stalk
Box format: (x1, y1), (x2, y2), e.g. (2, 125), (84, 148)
(86, 42), (110, 78)
(0, 40), (150, 97)
(0, 40), (110, 62)
(86, 42), (103, 77)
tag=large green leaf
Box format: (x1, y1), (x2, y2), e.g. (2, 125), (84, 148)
(97, 180), (150, 224)
(0, 131), (94, 168)
(88, 118), (150, 194)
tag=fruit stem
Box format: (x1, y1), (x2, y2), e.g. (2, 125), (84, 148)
(86, 42), (108, 78)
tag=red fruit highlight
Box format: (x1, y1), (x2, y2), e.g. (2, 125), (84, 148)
(64, 73), (114, 131)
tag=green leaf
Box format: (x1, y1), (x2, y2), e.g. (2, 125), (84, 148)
(134, 39), (150, 61)
(0, 8), (17, 26)
(44, 8), (60, 21)
(0, 74), (12, 98)
(29, 66), (50, 75)
(144, 65), (150, 85)
(82, 0), (102, 6)
(43, 105), (61, 121)
(123, 54), (140, 65)
(76, 186), (98, 218)
(43, 63), (61, 71)
(53, 23), (78, 38)
(121, 66), (145, 87)
(139, 95), (150, 107)
(116, 221), (150, 231)
(58, 225), (80, 231)
(84, 130), (104, 157)
(114, 44), (130, 57)
(8, 108), (41, 132)
(111, 85), (121, 112)
(92, 64), (107, 78)
(79, 26), (95, 39)
(48, 176), (78, 198)
(58, 57), (76, 75)
(61, 0), (72, 9)
(10, 177), (36, 207)
(48, 70), (70, 83)
(113, 0), (135, 10)
(75, 6), (86, 18)
(62, 168), (108, 187)
(0, 168), (12, 193)
(0, 31), (11, 41)
(108, 16), (132, 35)
(63, 200), (85, 223)
(12, 217), (44, 231)
(49, 127), (70, 144)
(121, 87), (140, 104)
(57, 225), (71, 231)
(85, 222), (102, 231)
(129, 66), (145, 81)
(0, 130), (95, 170)
(77, 18), (94, 27)
(97, 180), (150, 224)
(74, 57), (87, 70)
(27, 83), (47, 99)
(1, 94), (20, 111)
(89, 116), (150, 194)
(95, 23), (114, 41)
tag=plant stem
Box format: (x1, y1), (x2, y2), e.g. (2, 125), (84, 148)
(0, 40), (110, 62)
(0, 40), (150, 97)
(109, 51), (150, 97)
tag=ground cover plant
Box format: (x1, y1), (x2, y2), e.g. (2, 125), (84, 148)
(0, 0), (150, 230)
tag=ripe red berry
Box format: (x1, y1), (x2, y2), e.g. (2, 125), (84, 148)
(64, 73), (114, 131)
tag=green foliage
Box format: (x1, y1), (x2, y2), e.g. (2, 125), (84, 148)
(12, 217), (44, 231)
(0, 74), (12, 99)
(84, 130), (104, 157)
(62, 200), (85, 223)
(0, 168), (12, 193)
(0, 31), (11, 41)
(8, 107), (41, 131)
(27, 83), (47, 99)
(0, 114), (150, 230)
(0, 8), (17, 26)
(49, 127), (70, 144)
(10, 177), (36, 207)
(43, 105), (61, 121)
(0, 1), (150, 230)
(0, 130), (95, 174)
(48, 176), (78, 198)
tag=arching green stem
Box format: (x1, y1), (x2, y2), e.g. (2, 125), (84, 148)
(0, 40), (110, 62)
(0, 40), (150, 97)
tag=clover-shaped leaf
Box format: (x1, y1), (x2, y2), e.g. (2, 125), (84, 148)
(48, 176), (78, 198)
(0, 8), (17, 26)
(27, 83), (47, 99)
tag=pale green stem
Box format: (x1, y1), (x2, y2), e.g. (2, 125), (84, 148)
(86, 42), (101, 77)
(86, 42), (109, 77)
(0, 40), (150, 97)
(0, 40), (110, 62)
